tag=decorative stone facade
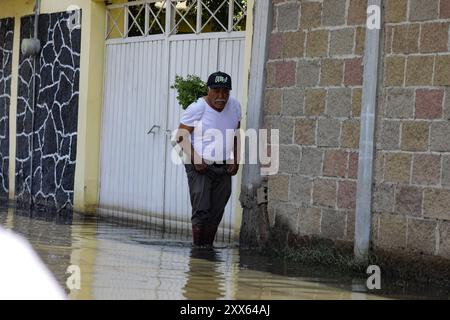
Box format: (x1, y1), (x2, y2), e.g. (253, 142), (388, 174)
(15, 12), (81, 214)
(0, 17), (14, 203)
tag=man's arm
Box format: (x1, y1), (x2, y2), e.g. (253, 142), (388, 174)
(226, 121), (240, 176)
(176, 123), (207, 172)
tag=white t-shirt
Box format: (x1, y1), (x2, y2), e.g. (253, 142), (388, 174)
(180, 97), (241, 162)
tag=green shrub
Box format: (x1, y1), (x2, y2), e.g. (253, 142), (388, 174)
(171, 74), (208, 110)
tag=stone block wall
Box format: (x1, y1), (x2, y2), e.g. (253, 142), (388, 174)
(266, 0), (367, 244)
(373, 0), (450, 257)
(265, 0), (450, 259)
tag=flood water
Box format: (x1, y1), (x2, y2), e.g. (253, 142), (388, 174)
(0, 206), (449, 300)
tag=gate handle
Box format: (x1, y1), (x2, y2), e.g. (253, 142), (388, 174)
(147, 125), (160, 134)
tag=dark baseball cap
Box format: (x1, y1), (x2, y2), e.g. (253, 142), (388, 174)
(206, 71), (232, 90)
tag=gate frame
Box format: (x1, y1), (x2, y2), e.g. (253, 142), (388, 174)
(97, 0), (255, 242)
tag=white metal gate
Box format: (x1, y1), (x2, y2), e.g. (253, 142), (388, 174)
(98, 0), (247, 243)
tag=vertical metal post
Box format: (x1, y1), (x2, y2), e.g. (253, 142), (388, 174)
(105, 9), (109, 40)
(242, 0), (271, 189)
(196, 0), (202, 34)
(124, 5), (129, 38)
(354, 0), (382, 263)
(228, 0), (234, 32)
(29, 0), (41, 210)
(145, 3), (149, 36)
(162, 0), (173, 229)
(165, 0), (172, 35)
(33, 0), (39, 39)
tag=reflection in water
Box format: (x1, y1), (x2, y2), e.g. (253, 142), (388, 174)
(183, 248), (226, 300)
(0, 210), (7, 225)
(0, 206), (449, 300)
(11, 210), (73, 295)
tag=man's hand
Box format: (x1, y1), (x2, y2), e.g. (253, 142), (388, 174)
(226, 163), (239, 176)
(193, 162), (208, 173)
(191, 151), (208, 173)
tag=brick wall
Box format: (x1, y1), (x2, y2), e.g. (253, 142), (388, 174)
(266, 0), (366, 245)
(265, 0), (450, 259)
(372, 0), (450, 257)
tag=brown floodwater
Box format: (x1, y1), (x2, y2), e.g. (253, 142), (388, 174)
(0, 206), (449, 300)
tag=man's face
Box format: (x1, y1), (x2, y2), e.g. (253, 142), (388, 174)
(207, 87), (230, 111)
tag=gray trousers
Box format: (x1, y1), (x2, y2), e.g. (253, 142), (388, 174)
(184, 164), (232, 226)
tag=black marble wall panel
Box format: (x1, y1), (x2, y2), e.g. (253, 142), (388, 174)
(16, 11), (81, 214)
(0, 18), (14, 203)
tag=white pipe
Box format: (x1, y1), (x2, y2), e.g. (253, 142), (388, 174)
(33, 0), (40, 39)
(28, 0), (41, 210)
(228, 0), (234, 32)
(354, 0), (382, 263)
(241, 0), (271, 192)
(196, 0), (202, 34)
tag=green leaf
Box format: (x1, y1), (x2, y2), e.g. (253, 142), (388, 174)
(171, 74), (208, 109)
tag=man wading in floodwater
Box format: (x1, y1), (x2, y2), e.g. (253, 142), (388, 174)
(175, 71), (241, 247)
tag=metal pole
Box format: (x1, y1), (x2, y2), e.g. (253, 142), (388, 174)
(124, 5), (129, 38)
(33, 0), (39, 39)
(354, 0), (382, 263)
(247, 0), (271, 186)
(241, 0), (271, 191)
(105, 8), (109, 40)
(228, 0), (234, 32)
(145, 3), (149, 36)
(165, 0), (172, 35)
(29, 0), (40, 210)
(196, 0), (202, 34)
